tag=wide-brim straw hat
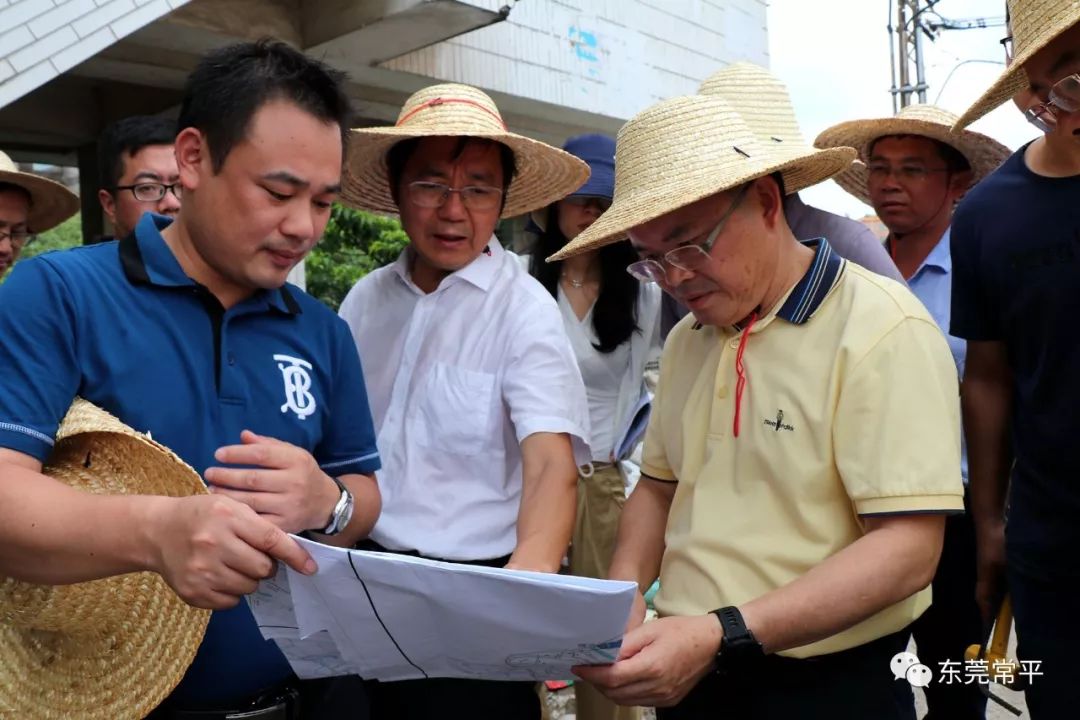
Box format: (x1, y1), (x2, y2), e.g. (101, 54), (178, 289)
(546, 94), (857, 262)
(814, 104), (1012, 206)
(341, 83), (590, 218)
(955, 0), (1080, 129)
(0, 151), (79, 232)
(0, 400), (210, 720)
(698, 62), (857, 195)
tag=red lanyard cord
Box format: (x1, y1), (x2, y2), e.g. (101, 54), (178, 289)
(733, 312), (758, 438)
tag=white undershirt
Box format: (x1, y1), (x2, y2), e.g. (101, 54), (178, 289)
(558, 288), (630, 462)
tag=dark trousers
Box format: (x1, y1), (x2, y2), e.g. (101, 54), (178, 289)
(909, 506), (987, 719)
(145, 676), (370, 720)
(357, 540), (542, 720)
(1007, 561), (1080, 720)
(656, 630), (915, 720)
(365, 676), (540, 720)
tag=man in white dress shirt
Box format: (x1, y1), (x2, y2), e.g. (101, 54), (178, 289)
(337, 83), (593, 719)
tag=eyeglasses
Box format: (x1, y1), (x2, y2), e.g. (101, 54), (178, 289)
(0, 229), (34, 249)
(626, 183), (751, 284)
(999, 35), (1013, 63)
(1024, 73), (1080, 133)
(865, 164), (951, 183)
(407, 180), (504, 211)
(113, 182), (183, 202)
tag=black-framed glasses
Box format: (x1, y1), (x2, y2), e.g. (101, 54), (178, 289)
(0, 228), (34, 249)
(999, 35), (1013, 63)
(407, 180), (503, 211)
(626, 182), (751, 284)
(113, 182), (183, 202)
(866, 164), (951, 183)
(1025, 73), (1080, 133)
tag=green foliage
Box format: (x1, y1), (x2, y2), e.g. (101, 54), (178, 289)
(306, 205), (409, 310)
(1, 214), (83, 283)
(25, 214), (83, 259)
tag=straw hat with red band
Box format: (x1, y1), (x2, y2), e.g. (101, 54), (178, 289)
(0, 150), (79, 233)
(955, 0), (1080, 129)
(546, 94), (856, 262)
(341, 84), (590, 218)
(0, 399), (210, 720)
(814, 104), (1011, 207)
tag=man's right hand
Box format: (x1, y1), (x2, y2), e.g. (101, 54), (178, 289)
(144, 494), (317, 609)
(974, 520), (1007, 631)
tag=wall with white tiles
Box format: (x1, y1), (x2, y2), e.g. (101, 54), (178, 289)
(0, 0), (191, 108)
(380, 0), (769, 121)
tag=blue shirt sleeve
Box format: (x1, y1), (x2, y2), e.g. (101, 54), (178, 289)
(314, 320), (381, 476)
(0, 258), (81, 460)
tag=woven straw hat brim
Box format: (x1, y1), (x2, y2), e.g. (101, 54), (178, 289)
(0, 399), (210, 720)
(814, 111), (1012, 206)
(340, 128), (590, 219)
(954, 1), (1080, 129)
(546, 94), (856, 262)
(0, 169), (79, 233)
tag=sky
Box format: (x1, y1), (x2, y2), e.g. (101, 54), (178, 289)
(767, 0), (1035, 218)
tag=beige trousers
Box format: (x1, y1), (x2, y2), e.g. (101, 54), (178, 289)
(569, 464), (642, 720)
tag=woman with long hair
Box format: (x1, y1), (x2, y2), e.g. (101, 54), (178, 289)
(525, 134), (660, 720)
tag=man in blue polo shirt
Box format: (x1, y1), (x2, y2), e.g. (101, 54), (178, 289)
(951, 3), (1080, 716)
(0, 40), (381, 718)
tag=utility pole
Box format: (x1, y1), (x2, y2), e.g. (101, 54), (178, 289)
(889, 0), (931, 111)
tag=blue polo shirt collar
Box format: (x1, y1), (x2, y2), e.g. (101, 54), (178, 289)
(121, 213), (301, 315)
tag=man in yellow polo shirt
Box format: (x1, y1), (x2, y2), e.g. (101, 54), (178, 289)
(554, 92), (964, 719)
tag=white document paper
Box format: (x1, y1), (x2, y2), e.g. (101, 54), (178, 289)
(249, 537), (637, 682)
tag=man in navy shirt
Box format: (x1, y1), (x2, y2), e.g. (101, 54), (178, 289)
(952, 2), (1080, 717)
(0, 40), (381, 718)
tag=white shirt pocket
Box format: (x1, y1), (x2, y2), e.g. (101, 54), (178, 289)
(408, 361), (497, 456)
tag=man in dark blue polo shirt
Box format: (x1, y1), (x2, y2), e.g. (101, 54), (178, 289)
(951, 3), (1080, 717)
(0, 40), (381, 718)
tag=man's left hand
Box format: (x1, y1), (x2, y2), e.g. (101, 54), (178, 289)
(572, 614), (721, 707)
(205, 430), (338, 534)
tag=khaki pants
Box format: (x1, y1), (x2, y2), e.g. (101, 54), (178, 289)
(569, 464), (642, 720)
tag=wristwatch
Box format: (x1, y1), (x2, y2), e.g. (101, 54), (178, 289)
(711, 606), (765, 676)
(319, 476), (354, 536)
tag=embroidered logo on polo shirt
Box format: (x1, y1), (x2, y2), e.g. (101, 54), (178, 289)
(274, 354), (317, 420)
(763, 409), (794, 432)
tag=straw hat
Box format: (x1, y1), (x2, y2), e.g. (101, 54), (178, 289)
(546, 94), (857, 261)
(0, 400), (210, 720)
(341, 83), (590, 218)
(955, 0), (1080, 129)
(814, 104), (1012, 206)
(698, 62), (857, 194)
(0, 151), (80, 232)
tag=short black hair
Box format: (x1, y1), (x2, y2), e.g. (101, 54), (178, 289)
(98, 115), (176, 189)
(385, 136), (517, 211)
(868, 135), (972, 174)
(176, 38), (352, 173)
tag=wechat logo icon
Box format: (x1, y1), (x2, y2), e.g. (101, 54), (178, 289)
(891, 651), (933, 688)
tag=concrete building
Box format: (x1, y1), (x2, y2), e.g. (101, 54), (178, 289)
(0, 0), (769, 244)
